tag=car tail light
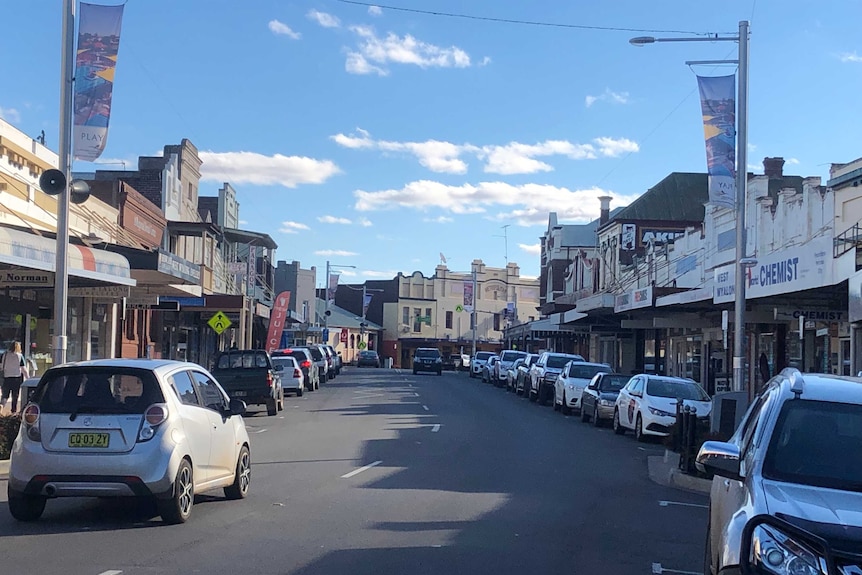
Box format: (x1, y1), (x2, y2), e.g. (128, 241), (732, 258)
(294, 368), (302, 378)
(23, 404), (41, 441)
(139, 403), (168, 442)
(266, 371), (273, 388)
(301, 360), (312, 369)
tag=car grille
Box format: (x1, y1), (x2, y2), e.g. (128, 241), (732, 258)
(646, 422), (670, 433)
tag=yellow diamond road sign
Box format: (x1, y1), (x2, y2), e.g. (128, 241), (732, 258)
(208, 311), (232, 335)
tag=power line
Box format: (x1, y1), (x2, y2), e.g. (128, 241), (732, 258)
(335, 0), (729, 36)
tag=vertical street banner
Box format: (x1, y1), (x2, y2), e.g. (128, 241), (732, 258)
(463, 281), (474, 312)
(73, 3), (125, 161)
(696, 74), (737, 209)
(266, 291), (291, 352)
(246, 246), (257, 296)
(327, 273), (339, 307)
(362, 293), (373, 317)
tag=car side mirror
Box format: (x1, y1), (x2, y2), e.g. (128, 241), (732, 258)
(228, 398), (247, 416)
(696, 441), (741, 480)
(631, 390), (642, 398)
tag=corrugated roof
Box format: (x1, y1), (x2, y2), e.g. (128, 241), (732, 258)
(606, 172), (708, 225)
(314, 298), (383, 330)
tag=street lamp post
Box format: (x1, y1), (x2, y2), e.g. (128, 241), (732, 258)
(324, 261), (356, 343)
(631, 21), (750, 393)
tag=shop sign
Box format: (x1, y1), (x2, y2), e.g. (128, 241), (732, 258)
(0, 269), (53, 287)
(126, 295), (160, 309)
(614, 286), (653, 313)
(714, 236), (832, 304)
(159, 296), (206, 307)
(157, 250), (201, 284)
(121, 197), (164, 248)
(773, 308), (846, 322)
(68, 285), (131, 298)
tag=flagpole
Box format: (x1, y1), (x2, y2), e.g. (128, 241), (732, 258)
(53, 0), (75, 366)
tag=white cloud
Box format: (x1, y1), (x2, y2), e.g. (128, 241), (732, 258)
(368, 5), (383, 16)
(238, 220), (249, 225)
(199, 151), (340, 188)
(585, 88), (630, 108)
(307, 9), (341, 28)
(339, 270), (358, 277)
(280, 221), (310, 234)
(315, 249), (359, 257)
(747, 143), (758, 152)
(345, 25), (471, 75)
(786, 158), (801, 165)
(0, 106), (21, 123)
(318, 215), (352, 224)
(519, 243), (541, 255)
(354, 180), (639, 226)
(362, 270), (398, 278)
(357, 217), (373, 227)
(479, 56), (492, 66)
(423, 216), (454, 224)
(331, 129), (639, 175)
(839, 52), (862, 63)
(268, 20), (301, 39)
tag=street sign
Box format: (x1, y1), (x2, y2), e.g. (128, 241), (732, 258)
(322, 328), (330, 342)
(208, 310), (232, 335)
(455, 304), (464, 313)
(340, 328), (348, 343)
(358, 341), (367, 350)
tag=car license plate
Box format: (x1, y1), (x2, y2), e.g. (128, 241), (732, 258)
(68, 432), (110, 448)
(233, 391), (247, 397)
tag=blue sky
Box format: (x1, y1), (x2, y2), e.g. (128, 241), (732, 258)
(2, 1), (860, 282)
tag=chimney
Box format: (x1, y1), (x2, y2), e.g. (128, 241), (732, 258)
(598, 196), (612, 224)
(763, 157), (785, 179)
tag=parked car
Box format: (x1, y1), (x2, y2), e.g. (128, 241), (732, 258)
(272, 348), (319, 391)
(413, 348), (443, 376)
(7, 359), (251, 523)
(470, 351), (495, 379)
(579, 372), (630, 426)
(515, 354), (540, 396)
(319, 345), (336, 379)
(460, 353), (471, 371)
(495, 350), (528, 388)
(482, 355), (500, 383)
(528, 352), (585, 404)
(698, 369), (862, 575)
(270, 354), (305, 397)
(210, 349), (283, 416)
(553, 361), (611, 415)
(357, 350), (381, 368)
(441, 353), (460, 371)
(305, 345), (330, 383)
(325, 345), (343, 375)
(613, 374), (711, 441)
(506, 358), (526, 392)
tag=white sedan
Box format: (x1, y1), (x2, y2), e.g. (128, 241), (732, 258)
(553, 361), (611, 415)
(612, 374), (711, 441)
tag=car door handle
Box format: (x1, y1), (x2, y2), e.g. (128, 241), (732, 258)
(723, 479), (731, 488)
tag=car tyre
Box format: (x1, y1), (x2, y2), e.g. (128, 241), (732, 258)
(158, 459), (194, 524)
(224, 445), (251, 500)
(613, 409), (626, 435)
(580, 401), (590, 422)
(635, 414), (647, 442)
(7, 487), (46, 522)
(553, 393), (561, 411)
(277, 390), (284, 412)
(562, 394), (572, 416)
(266, 398), (278, 416)
(529, 387), (538, 402)
(704, 516), (713, 575)
(592, 405), (602, 427)
(297, 386), (303, 397)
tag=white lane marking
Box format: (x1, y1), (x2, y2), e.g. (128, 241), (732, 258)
(252, 429), (267, 434)
(341, 460), (383, 479)
(431, 424), (441, 432)
(658, 500), (708, 509)
(279, 416), (285, 419)
(422, 405), (430, 411)
(412, 392), (420, 397)
(98, 571), (123, 575)
(652, 563), (701, 575)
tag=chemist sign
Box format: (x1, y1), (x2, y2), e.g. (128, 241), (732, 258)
(714, 236), (832, 304)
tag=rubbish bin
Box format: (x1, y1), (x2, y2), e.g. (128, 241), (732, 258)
(385, 357), (393, 369)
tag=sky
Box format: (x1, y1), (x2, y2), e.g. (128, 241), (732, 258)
(1, 0), (861, 283)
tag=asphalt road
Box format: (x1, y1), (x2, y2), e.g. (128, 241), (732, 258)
(0, 368), (708, 575)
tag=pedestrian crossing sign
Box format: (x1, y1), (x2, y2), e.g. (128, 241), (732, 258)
(208, 311), (232, 335)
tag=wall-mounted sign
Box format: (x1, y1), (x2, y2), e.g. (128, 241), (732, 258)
(621, 224), (637, 251)
(641, 228), (686, 246)
(774, 308), (845, 322)
(0, 269), (53, 287)
(68, 285), (131, 298)
(157, 250), (201, 283)
(614, 286), (653, 313)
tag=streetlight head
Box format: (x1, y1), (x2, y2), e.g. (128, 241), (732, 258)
(740, 257), (758, 268)
(629, 36), (656, 46)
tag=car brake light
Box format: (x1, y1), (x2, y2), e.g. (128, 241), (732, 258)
(294, 368), (302, 378)
(144, 404), (168, 426)
(23, 404), (40, 425)
(267, 372), (273, 388)
(301, 360), (311, 369)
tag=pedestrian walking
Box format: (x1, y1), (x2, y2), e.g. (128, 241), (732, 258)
(1, 341), (30, 415)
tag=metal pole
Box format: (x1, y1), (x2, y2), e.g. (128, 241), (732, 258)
(732, 20), (750, 393)
(471, 267), (478, 358)
(53, 0), (75, 366)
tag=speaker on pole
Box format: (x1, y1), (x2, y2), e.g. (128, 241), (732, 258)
(39, 169), (67, 195)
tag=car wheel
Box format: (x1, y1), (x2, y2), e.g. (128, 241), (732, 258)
(580, 402), (590, 422)
(158, 459), (194, 524)
(562, 394), (572, 416)
(297, 387), (303, 397)
(529, 386), (538, 402)
(613, 409), (626, 435)
(413, 370), (418, 375)
(7, 486), (46, 522)
(553, 392), (561, 411)
(224, 445), (251, 500)
(704, 516), (713, 575)
(277, 390), (284, 412)
(592, 405), (602, 427)
(635, 414), (646, 442)
(266, 398), (278, 416)
(437, 370), (442, 376)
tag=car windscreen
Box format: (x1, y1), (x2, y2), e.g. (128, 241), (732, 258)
(568, 364), (610, 380)
(646, 379), (709, 401)
(415, 349), (440, 358)
(764, 400), (862, 492)
(526, 355), (539, 366)
(35, 367), (164, 414)
(546, 356), (573, 369)
(359, 351), (378, 358)
(217, 351), (269, 369)
(476, 352), (494, 361)
(599, 375), (630, 392)
(307, 347), (324, 361)
(271, 357), (298, 370)
(500, 351), (527, 362)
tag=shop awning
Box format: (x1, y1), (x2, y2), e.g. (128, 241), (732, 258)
(0, 226), (134, 286)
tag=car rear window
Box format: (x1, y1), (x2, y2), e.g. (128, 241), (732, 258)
(415, 349), (440, 358)
(599, 375), (630, 391)
(476, 352), (494, 361)
(272, 357), (298, 370)
(646, 379), (709, 401)
(35, 367), (164, 414)
(307, 347), (324, 361)
(546, 356), (574, 369)
(568, 364), (610, 379)
(500, 351), (527, 362)
(216, 351), (269, 369)
(360, 351), (378, 358)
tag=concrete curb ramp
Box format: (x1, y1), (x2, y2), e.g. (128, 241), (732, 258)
(647, 450), (712, 495)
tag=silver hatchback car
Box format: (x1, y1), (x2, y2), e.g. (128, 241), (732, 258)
(8, 359), (252, 524)
(698, 368), (862, 575)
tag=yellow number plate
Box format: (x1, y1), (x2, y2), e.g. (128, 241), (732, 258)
(68, 432), (110, 448)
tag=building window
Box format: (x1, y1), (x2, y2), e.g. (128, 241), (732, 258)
(493, 313), (501, 331)
(413, 308), (422, 332)
(402, 307), (410, 326)
(445, 311), (453, 329)
(425, 308), (432, 326)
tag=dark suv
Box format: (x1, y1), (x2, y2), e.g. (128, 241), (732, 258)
(413, 348), (442, 376)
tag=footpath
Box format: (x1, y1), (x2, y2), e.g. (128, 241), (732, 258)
(647, 449), (712, 494)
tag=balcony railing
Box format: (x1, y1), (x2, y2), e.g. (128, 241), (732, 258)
(834, 224), (862, 258)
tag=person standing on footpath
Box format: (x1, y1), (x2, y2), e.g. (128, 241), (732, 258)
(1, 341), (30, 415)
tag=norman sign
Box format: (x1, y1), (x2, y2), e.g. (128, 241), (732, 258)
(0, 269), (53, 287)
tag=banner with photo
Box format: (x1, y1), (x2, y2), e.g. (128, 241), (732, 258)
(463, 281), (474, 312)
(696, 74), (737, 209)
(73, 2), (125, 161)
(362, 293), (373, 317)
(327, 273), (340, 307)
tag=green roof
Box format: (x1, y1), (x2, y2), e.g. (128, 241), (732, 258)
(606, 172), (708, 225)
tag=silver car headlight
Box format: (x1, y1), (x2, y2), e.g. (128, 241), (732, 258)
(599, 399), (614, 407)
(750, 524), (822, 575)
(648, 406), (675, 417)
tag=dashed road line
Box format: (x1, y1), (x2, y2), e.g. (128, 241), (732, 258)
(422, 405), (430, 411)
(431, 424), (441, 432)
(652, 563), (701, 574)
(98, 571), (123, 575)
(341, 460), (383, 479)
(658, 500), (708, 509)
(252, 429), (267, 434)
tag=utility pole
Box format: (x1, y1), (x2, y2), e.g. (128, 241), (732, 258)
(471, 265), (478, 358)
